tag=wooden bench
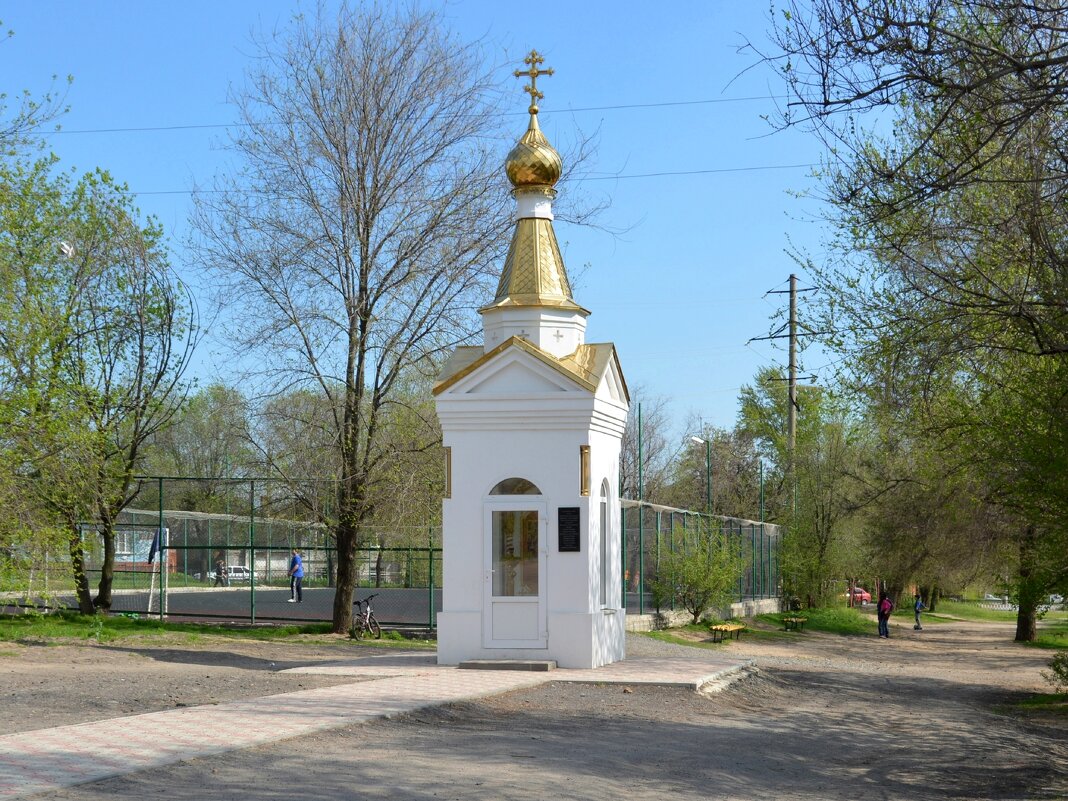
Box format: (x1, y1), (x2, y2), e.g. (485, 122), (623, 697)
(783, 616), (808, 632)
(708, 622), (746, 643)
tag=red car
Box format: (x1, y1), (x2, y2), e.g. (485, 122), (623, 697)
(844, 587), (872, 604)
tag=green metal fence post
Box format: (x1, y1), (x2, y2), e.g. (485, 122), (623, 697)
(428, 525), (434, 629)
(669, 512), (676, 612)
(620, 505), (627, 608)
(654, 509), (661, 611)
(762, 525), (767, 597)
(759, 459), (765, 523)
(637, 403), (644, 616)
(751, 523), (760, 598)
(736, 523), (743, 599)
(249, 480), (256, 625)
(158, 477), (164, 621)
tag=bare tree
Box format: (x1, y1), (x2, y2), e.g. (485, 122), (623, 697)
(192, 3), (513, 631)
(619, 386), (673, 502)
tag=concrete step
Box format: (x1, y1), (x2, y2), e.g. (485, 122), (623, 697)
(458, 659), (557, 672)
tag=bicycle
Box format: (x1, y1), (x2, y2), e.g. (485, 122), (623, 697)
(349, 593), (382, 640)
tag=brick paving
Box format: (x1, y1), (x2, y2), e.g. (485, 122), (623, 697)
(0, 651), (748, 799)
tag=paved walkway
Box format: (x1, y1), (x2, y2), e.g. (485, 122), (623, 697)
(0, 651), (748, 799)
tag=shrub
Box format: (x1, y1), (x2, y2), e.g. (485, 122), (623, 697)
(649, 538), (742, 624)
(1042, 652), (1068, 692)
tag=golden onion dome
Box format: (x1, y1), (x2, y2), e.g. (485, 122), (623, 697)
(505, 112), (562, 189)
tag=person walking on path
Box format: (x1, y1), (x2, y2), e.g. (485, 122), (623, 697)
(213, 558), (228, 587)
(288, 549), (304, 603)
(877, 592), (894, 638)
(913, 593), (926, 630)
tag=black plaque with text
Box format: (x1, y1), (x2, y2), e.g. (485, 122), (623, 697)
(558, 507), (581, 552)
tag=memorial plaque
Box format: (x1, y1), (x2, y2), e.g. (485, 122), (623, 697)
(558, 506), (581, 552)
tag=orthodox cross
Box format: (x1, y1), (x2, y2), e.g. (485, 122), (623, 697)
(514, 50), (554, 114)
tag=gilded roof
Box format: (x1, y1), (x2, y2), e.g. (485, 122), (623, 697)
(480, 218), (588, 313)
(505, 114), (562, 188)
(433, 337), (625, 398)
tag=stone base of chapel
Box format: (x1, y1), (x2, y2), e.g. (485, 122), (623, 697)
(436, 608), (626, 670)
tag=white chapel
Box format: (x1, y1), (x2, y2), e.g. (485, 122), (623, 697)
(433, 52), (630, 669)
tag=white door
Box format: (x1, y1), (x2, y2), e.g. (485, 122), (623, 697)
(483, 502), (547, 648)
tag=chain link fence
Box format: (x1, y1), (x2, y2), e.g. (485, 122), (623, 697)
(2, 477), (441, 628)
(621, 499), (781, 615)
(5, 479), (777, 627)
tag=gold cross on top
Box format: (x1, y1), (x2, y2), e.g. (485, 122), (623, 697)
(514, 50), (554, 114)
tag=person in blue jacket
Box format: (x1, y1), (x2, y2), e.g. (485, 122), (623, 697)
(913, 593), (926, 630)
(288, 549), (304, 603)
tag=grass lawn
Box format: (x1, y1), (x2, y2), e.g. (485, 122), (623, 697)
(640, 607), (874, 650)
(933, 600), (1020, 622)
(920, 602), (1068, 649)
(0, 611), (435, 648)
(641, 627), (725, 650)
(1032, 617), (1068, 650)
(1009, 692), (1068, 717)
(758, 607), (872, 636)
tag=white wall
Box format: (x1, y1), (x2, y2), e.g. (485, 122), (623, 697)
(436, 356), (628, 668)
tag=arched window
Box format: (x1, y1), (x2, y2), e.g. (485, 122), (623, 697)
(489, 477), (542, 496)
(599, 480), (610, 607)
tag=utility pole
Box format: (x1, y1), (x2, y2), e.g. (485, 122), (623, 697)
(788, 273), (798, 464)
(748, 274), (820, 512)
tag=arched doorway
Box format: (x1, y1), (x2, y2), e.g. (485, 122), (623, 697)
(484, 477), (547, 648)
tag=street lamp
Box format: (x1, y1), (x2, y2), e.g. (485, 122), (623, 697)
(688, 436), (712, 516)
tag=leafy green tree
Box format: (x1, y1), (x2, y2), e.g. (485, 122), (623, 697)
(140, 383), (254, 514)
(764, 0), (1068, 638)
(739, 367), (863, 604)
(649, 535), (742, 624)
(0, 157), (194, 612)
(663, 419), (762, 521)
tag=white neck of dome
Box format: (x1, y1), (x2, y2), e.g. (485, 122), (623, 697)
(514, 191), (554, 220)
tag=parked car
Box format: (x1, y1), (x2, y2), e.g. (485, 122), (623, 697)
(226, 566), (252, 582)
(204, 566), (252, 583)
(1049, 594), (1064, 605)
(844, 587), (872, 604)
(982, 593), (1006, 602)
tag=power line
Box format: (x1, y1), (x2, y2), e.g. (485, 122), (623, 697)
(128, 163), (815, 197)
(33, 94), (791, 137)
(581, 163), (814, 182)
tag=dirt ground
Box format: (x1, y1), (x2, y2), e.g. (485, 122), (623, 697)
(4, 615), (1067, 801)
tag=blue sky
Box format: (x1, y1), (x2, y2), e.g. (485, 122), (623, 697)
(4, 1), (831, 435)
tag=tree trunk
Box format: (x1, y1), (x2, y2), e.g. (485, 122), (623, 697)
(331, 514), (361, 633)
(923, 585), (939, 613)
(375, 533), (386, 588)
(1014, 525), (1039, 642)
(68, 525), (95, 615)
(1014, 600), (1038, 642)
(94, 523), (115, 611)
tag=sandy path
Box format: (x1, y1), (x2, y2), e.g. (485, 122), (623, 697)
(9, 618), (1068, 800)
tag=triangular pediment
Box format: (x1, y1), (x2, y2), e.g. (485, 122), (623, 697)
(461, 354), (576, 394)
(596, 351), (629, 405)
(434, 337), (596, 397)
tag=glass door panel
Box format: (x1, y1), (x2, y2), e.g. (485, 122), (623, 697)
(492, 510), (538, 597)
